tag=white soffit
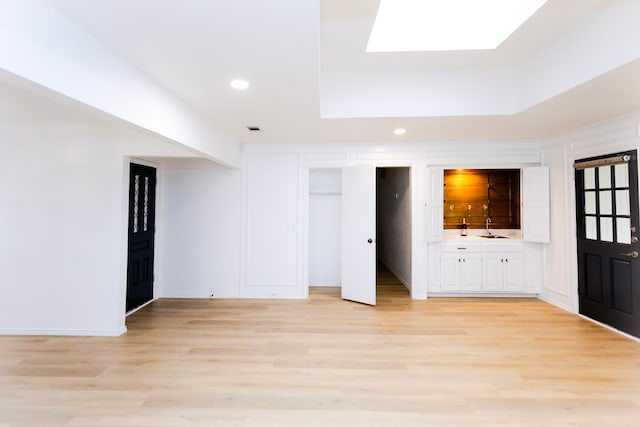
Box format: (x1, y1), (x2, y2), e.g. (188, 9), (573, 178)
(321, 0), (640, 119)
(367, 0), (548, 52)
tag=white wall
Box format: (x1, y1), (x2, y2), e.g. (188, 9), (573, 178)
(376, 167), (412, 288)
(6, 118), (613, 336)
(0, 123), (196, 335)
(308, 169), (341, 286)
(321, 68), (515, 118)
(539, 141), (574, 310)
(241, 152), (305, 298)
(159, 158), (242, 298)
(242, 141), (540, 301)
(541, 112), (640, 313)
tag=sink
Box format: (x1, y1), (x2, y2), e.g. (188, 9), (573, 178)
(479, 234), (508, 239)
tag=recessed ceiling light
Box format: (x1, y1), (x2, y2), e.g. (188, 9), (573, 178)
(367, 0), (547, 52)
(230, 79), (250, 90)
(393, 128), (406, 135)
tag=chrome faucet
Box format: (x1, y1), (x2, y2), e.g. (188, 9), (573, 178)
(485, 217), (492, 235)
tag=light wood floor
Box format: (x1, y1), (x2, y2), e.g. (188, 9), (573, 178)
(2, 272), (640, 426)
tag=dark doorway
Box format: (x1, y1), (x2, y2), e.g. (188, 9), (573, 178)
(575, 150), (640, 337)
(376, 167), (411, 296)
(126, 163), (157, 312)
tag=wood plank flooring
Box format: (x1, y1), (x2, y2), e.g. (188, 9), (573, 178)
(1, 272), (640, 426)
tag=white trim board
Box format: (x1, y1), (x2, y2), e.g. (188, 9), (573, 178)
(578, 314), (640, 343)
(0, 327), (127, 337)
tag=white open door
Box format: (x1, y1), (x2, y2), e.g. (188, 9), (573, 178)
(341, 165), (376, 305)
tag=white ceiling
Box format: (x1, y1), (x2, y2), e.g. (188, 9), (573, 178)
(5, 0), (640, 144)
(320, 0), (604, 70)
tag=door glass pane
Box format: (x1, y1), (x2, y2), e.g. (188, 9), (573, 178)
(599, 190), (612, 215)
(585, 191), (596, 214)
(600, 217), (613, 242)
(616, 189), (630, 215)
(143, 177), (149, 232)
(598, 166), (611, 189)
(585, 216), (597, 240)
(133, 174), (140, 233)
(615, 163), (629, 187)
(617, 217), (631, 244)
(584, 168), (596, 189)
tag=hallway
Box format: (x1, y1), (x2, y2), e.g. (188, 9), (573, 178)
(376, 261), (410, 304)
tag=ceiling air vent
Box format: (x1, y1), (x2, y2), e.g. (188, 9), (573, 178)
(247, 126), (261, 132)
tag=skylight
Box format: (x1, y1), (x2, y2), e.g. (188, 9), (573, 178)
(366, 0), (547, 52)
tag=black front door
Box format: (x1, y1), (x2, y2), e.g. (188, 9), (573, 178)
(126, 163), (156, 312)
(575, 150), (640, 338)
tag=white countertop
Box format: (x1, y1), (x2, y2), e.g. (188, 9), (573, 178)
(442, 229), (522, 241)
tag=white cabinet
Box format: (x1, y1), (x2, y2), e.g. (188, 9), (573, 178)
(441, 247), (482, 292)
(459, 254), (483, 291)
(426, 165), (548, 296)
(435, 241), (531, 295)
(483, 253), (524, 292)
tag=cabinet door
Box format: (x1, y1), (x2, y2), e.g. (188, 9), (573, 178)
(426, 168), (444, 242)
(483, 255), (504, 291)
(522, 167), (550, 243)
(460, 255), (482, 291)
(441, 254), (460, 291)
(503, 255), (524, 292)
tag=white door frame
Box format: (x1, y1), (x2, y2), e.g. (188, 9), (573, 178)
(303, 159), (427, 300)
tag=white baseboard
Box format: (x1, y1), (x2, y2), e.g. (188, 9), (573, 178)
(0, 326), (127, 337)
(160, 292), (240, 298)
(578, 314), (640, 342)
(125, 298), (156, 316)
(427, 293), (539, 298)
(538, 292), (575, 313)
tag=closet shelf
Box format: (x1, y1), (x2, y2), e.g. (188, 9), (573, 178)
(310, 190), (342, 195)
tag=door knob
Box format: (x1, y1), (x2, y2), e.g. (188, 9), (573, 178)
(367, 238), (374, 244)
(619, 251), (639, 258)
